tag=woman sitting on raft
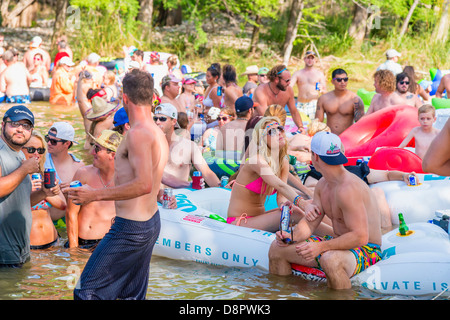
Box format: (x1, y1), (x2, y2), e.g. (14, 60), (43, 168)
(227, 116), (332, 234)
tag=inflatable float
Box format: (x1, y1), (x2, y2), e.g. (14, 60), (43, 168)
(357, 88), (376, 112)
(340, 105), (420, 157)
(155, 187), (450, 296)
(432, 97), (450, 110)
(367, 147), (423, 173)
(30, 87), (50, 101)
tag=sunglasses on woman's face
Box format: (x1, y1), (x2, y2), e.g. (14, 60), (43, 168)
(266, 126), (285, 137)
(217, 116), (230, 121)
(22, 147), (45, 154)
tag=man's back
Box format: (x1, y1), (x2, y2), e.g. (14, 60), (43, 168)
(218, 120), (247, 151)
(1, 63), (30, 96)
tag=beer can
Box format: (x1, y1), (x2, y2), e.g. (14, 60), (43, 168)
(408, 174), (417, 186)
(193, 171), (202, 177)
(162, 188), (172, 209)
(31, 173), (42, 181)
(315, 82), (320, 91)
(70, 180), (82, 188)
(44, 168), (56, 188)
(220, 176), (229, 188)
(217, 86), (223, 96)
(280, 205), (291, 242)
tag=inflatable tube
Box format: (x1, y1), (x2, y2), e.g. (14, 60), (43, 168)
(367, 147), (424, 173)
(432, 97), (450, 110)
(357, 88), (376, 111)
(370, 180), (450, 224)
(156, 188), (450, 296)
(429, 69), (449, 96)
(30, 87), (50, 101)
(284, 113), (311, 133)
(340, 105), (420, 157)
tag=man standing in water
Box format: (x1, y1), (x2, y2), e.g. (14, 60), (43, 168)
(69, 69), (169, 300)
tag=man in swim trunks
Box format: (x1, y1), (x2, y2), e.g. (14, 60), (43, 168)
(0, 50), (32, 103)
(290, 50), (327, 121)
(315, 69), (365, 135)
(69, 69), (168, 300)
(66, 130), (122, 250)
(269, 131), (382, 290)
(253, 65), (305, 132)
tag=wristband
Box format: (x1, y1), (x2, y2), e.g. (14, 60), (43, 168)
(294, 195), (303, 207)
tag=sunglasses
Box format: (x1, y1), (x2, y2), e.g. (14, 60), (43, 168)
(266, 126), (285, 137)
(333, 77), (349, 82)
(5, 121), (33, 131)
(399, 81), (410, 85)
(45, 135), (66, 145)
(217, 116), (230, 121)
(22, 147), (45, 154)
(91, 143), (112, 154)
(153, 116), (168, 122)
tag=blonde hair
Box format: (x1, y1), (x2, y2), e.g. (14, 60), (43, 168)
(249, 116), (288, 196)
(307, 119), (330, 136)
(104, 70), (116, 86)
(220, 106), (236, 119)
(264, 104), (286, 126)
(374, 69), (396, 93)
(418, 104), (435, 117)
(28, 131), (48, 176)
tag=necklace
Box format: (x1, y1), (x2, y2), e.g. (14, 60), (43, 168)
(98, 170), (113, 188)
(268, 82), (280, 98)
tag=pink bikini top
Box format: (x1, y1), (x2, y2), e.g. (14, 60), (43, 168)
(231, 177), (277, 195)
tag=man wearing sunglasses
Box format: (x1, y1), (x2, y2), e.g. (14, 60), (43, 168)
(290, 50), (327, 121)
(315, 69), (365, 135)
(0, 105), (60, 268)
(155, 103), (220, 189)
(393, 72), (422, 108)
(44, 122), (84, 223)
(253, 64), (305, 133)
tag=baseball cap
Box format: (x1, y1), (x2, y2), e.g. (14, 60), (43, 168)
(161, 74), (182, 86)
(113, 107), (129, 127)
(304, 50), (317, 57)
(182, 77), (196, 85)
(311, 131), (347, 165)
(386, 49), (401, 59)
(258, 67), (269, 75)
(48, 122), (78, 144)
(30, 36), (42, 48)
(59, 56), (75, 66)
(88, 130), (123, 152)
(155, 103), (178, 119)
(128, 60), (140, 70)
(3, 105), (34, 125)
(235, 96), (254, 113)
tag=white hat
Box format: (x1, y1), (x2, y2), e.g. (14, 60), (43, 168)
(49, 122), (78, 144)
(128, 61), (140, 69)
(30, 36), (42, 48)
(311, 131), (347, 165)
(241, 65), (259, 75)
(87, 52), (101, 64)
(386, 49), (401, 59)
(155, 103), (178, 119)
(59, 56), (75, 66)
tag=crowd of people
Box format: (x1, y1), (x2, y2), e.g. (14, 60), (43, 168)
(1, 34), (449, 299)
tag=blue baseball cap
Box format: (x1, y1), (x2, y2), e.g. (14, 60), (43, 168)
(113, 107), (129, 127)
(3, 105), (34, 125)
(235, 96), (254, 113)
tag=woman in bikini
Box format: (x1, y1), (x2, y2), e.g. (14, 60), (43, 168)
(227, 116), (315, 232)
(23, 131), (66, 250)
(202, 63), (222, 123)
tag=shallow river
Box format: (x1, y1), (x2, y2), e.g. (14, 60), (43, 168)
(0, 102), (441, 301)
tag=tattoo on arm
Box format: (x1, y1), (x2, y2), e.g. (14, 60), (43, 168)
(354, 98), (364, 122)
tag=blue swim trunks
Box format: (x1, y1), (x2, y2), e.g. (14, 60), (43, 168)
(5, 95), (31, 104)
(73, 212), (161, 300)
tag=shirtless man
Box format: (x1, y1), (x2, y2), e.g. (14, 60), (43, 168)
(0, 50), (32, 103)
(253, 65), (304, 132)
(66, 130), (122, 250)
(365, 69), (398, 116)
(160, 74), (184, 113)
(69, 69), (168, 300)
(392, 72), (422, 108)
(436, 73), (450, 99)
(315, 69), (364, 135)
(155, 103), (220, 188)
(423, 117), (450, 176)
(290, 51), (327, 120)
(269, 131), (382, 290)
(45, 122), (84, 222)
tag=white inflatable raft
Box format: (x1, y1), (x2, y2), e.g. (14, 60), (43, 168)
(154, 188), (450, 296)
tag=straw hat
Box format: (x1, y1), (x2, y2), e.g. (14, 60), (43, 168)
(85, 96), (121, 121)
(241, 65), (259, 76)
(88, 129), (123, 152)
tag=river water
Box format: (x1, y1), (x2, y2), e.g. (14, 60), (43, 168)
(0, 102), (441, 301)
